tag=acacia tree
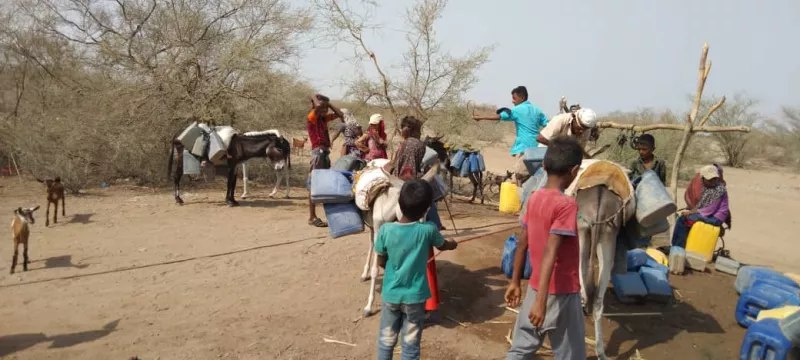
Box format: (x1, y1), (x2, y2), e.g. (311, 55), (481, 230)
(314, 0), (492, 139)
(0, 0), (313, 188)
(704, 94), (759, 168)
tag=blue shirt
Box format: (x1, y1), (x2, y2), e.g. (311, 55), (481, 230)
(499, 100), (549, 155)
(374, 221), (445, 304)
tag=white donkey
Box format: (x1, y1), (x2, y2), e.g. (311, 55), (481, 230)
(358, 159), (441, 317)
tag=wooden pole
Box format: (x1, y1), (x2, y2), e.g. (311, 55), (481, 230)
(10, 152), (22, 183)
(596, 121), (746, 133)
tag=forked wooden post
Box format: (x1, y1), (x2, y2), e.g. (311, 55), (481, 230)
(596, 43), (751, 203)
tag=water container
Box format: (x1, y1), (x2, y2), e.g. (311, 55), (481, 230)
(215, 126), (237, 148)
(208, 130), (227, 164)
(450, 150), (466, 171)
(736, 267), (800, 295)
(323, 202), (364, 238)
(736, 280), (800, 328)
(686, 251), (707, 272)
(310, 169), (354, 204)
(501, 234), (532, 279)
(177, 121), (204, 149)
(499, 182), (521, 214)
(518, 167), (547, 219)
(640, 266), (673, 299)
(739, 318), (798, 360)
(332, 155), (365, 172)
(477, 153), (486, 172)
(686, 221), (721, 262)
(715, 256), (741, 276)
(422, 146), (438, 167)
(627, 249), (649, 271)
(644, 258), (670, 278)
(781, 308), (800, 344)
(431, 174), (447, 202)
(468, 153), (480, 173)
(669, 246), (686, 275)
(785, 273), (800, 286)
(640, 217), (671, 237)
(646, 248), (669, 266)
(758, 306), (800, 322)
(634, 170), (677, 227)
(190, 135), (208, 157)
(459, 157), (471, 177)
(182, 150), (201, 175)
(612, 272), (648, 301)
(523, 147), (548, 175)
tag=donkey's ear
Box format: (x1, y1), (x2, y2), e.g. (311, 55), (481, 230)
(15, 207), (22, 214)
(31, 205), (40, 212)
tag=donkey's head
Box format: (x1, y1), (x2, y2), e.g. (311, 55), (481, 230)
(36, 177), (61, 191)
(423, 136), (449, 162)
(14, 206), (40, 224)
(265, 135), (291, 171)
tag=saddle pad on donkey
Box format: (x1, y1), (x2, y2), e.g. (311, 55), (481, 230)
(566, 160), (634, 202)
(354, 167), (391, 211)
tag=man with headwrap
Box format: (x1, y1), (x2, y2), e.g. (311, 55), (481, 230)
(538, 108), (606, 158)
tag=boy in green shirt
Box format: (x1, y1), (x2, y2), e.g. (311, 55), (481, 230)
(374, 180), (458, 360)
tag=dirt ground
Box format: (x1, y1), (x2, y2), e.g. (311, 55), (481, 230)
(0, 143), (798, 359)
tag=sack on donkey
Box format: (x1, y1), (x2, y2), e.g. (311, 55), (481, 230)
(501, 234), (532, 279)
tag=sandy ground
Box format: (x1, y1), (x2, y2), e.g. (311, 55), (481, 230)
(0, 141), (798, 360)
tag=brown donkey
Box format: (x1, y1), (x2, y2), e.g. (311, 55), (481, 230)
(11, 206), (39, 273)
(36, 177), (66, 226)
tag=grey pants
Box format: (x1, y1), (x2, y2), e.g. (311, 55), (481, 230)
(507, 287), (586, 360)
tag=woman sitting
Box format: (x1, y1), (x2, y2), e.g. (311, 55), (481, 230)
(671, 164), (730, 248)
(357, 114), (388, 161)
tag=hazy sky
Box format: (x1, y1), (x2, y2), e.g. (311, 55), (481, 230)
(298, 0), (799, 118)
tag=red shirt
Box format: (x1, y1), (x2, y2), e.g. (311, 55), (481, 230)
(307, 110), (339, 149)
(521, 188), (580, 294)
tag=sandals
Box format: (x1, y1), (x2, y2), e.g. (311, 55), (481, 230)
(309, 217), (328, 228)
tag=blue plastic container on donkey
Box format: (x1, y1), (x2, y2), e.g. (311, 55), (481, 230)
(736, 279), (800, 328)
(310, 169), (354, 204)
(323, 202), (364, 238)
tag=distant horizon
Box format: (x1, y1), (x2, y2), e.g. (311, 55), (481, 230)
(298, 0), (799, 121)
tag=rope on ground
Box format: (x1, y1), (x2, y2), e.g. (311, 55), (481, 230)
(0, 234), (329, 289)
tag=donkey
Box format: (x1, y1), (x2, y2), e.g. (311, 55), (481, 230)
(358, 159), (441, 316)
(572, 160), (635, 359)
(423, 136), (485, 203)
(11, 206), (39, 274)
(168, 130), (291, 206)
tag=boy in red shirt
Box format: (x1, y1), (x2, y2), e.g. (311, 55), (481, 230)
(505, 136), (585, 360)
(306, 94), (344, 227)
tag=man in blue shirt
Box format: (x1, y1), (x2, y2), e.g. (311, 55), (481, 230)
(473, 86), (548, 180)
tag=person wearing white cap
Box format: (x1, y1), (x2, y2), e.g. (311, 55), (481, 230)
(671, 164), (730, 248)
(537, 107), (604, 158)
(356, 113), (388, 160)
